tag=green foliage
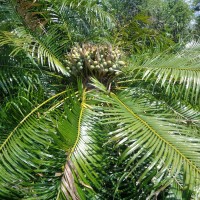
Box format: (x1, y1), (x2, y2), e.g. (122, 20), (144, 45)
(109, 0), (193, 52)
(0, 0), (200, 199)
(194, 16), (200, 35)
(112, 14), (174, 54)
(146, 0), (192, 43)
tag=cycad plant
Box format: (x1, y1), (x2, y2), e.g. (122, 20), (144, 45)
(0, 0), (200, 199)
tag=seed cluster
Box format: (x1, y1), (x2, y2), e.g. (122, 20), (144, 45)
(64, 44), (126, 76)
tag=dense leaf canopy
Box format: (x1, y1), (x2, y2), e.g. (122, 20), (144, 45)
(0, 0), (199, 199)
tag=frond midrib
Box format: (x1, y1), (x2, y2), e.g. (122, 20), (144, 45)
(0, 90), (66, 151)
(110, 92), (200, 174)
(142, 65), (200, 72)
(126, 59), (200, 71)
(67, 89), (86, 159)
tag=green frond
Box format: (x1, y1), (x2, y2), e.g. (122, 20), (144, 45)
(56, 86), (101, 200)
(0, 90), (67, 199)
(161, 100), (200, 130)
(90, 80), (200, 197)
(0, 59), (47, 145)
(52, 0), (114, 28)
(0, 28), (68, 75)
(0, 83), (102, 199)
(125, 86), (200, 130)
(124, 49), (200, 105)
(0, 92), (44, 145)
(143, 65), (200, 104)
(41, 0), (114, 45)
(0, 0), (68, 74)
(0, 64), (41, 95)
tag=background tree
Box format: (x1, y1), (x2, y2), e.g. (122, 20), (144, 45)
(192, 0), (200, 36)
(141, 0), (193, 43)
(108, 0), (193, 54)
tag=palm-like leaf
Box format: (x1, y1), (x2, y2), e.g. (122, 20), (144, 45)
(0, 28), (69, 75)
(90, 79), (200, 198)
(0, 82), (102, 199)
(55, 85), (101, 199)
(50, 0), (113, 27)
(0, 1), (200, 198)
(0, 89), (67, 198)
(124, 46), (200, 105)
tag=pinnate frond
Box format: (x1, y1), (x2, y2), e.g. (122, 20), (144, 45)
(0, 82), (102, 199)
(55, 86), (101, 200)
(125, 48), (200, 105)
(91, 80), (200, 198)
(0, 27), (68, 75)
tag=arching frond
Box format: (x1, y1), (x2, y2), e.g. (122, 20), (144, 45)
(125, 86), (200, 130)
(0, 0), (114, 77)
(90, 79), (200, 198)
(142, 60), (200, 104)
(55, 85), (101, 200)
(0, 90), (67, 199)
(124, 48), (200, 105)
(159, 99), (200, 131)
(0, 28), (68, 75)
(0, 83), (102, 199)
(51, 0), (114, 28)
